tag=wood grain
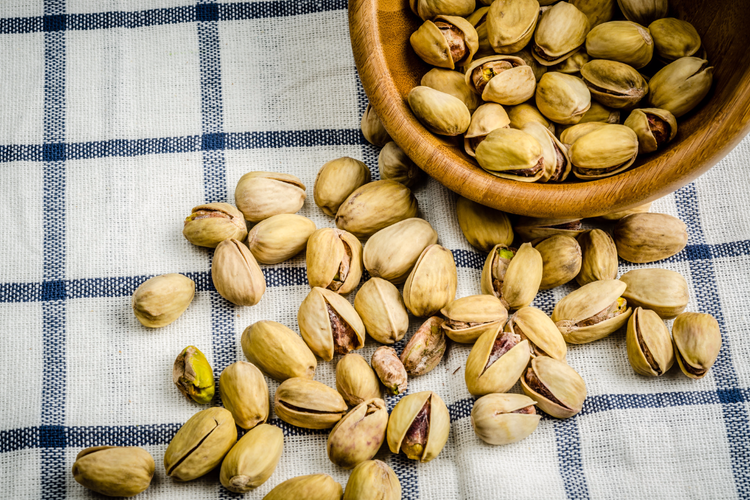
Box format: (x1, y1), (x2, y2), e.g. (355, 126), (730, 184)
(349, 0), (750, 218)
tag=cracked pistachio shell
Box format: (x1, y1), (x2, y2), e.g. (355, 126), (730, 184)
(536, 72), (592, 125)
(586, 21), (654, 69)
(401, 316), (447, 374)
(164, 407), (237, 481)
(274, 377), (348, 429)
(363, 218), (438, 284)
(581, 60), (649, 109)
(212, 239), (266, 306)
(173, 346), (215, 405)
(354, 278), (409, 344)
(371, 346), (408, 395)
(620, 268), (689, 319)
(614, 213), (687, 263)
(515, 217), (584, 242)
(72, 446), (155, 497)
(649, 18), (701, 62)
(550, 48), (590, 74)
(508, 104), (555, 135)
(219, 361), (269, 430)
(649, 57), (714, 118)
(132, 273), (195, 328)
(387, 392), (450, 462)
(220, 424), (283, 493)
(336, 353), (382, 406)
(570, 0), (617, 28)
(464, 104), (511, 157)
(521, 121), (571, 182)
(410, 16), (479, 70)
(624, 108), (677, 154)
(263, 474), (343, 500)
(536, 235), (582, 290)
(617, 0), (667, 26)
(441, 294), (508, 343)
(601, 202), (651, 220)
(335, 180), (419, 239)
(415, 0), (475, 20)
(403, 244), (458, 317)
(552, 279), (632, 343)
(471, 393), (541, 445)
(511, 49), (549, 82)
(475, 128), (545, 183)
(501, 242), (543, 311)
(456, 196), (513, 252)
(507, 306), (567, 360)
(246, 214), (316, 265)
(379, 142), (423, 188)
(408, 86), (471, 136)
(486, 0), (540, 54)
(465, 325), (530, 396)
(626, 307), (674, 376)
(306, 228), (363, 295)
(521, 356), (587, 418)
(298, 287), (366, 361)
(235, 172), (306, 223)
(576, 229), (618, 286)
(241, 320), (316, 381)
(422, 68), (481, 113)
(569, 124), (639, 179)
(183, 202), (247, 248)
(533, 2), (591, 66)
(673, 312), (722, 379)
(328, 399), (388, 469)
(361, 104), (391, 147)
(480, 244), (514, 299)
(344, 460), (401, 500)
(314, 157), (371, 217)
(465, 56), (537, 105)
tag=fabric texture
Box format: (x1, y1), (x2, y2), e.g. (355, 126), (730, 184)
(1, 1), (749, 499)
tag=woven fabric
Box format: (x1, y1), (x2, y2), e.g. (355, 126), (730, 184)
(1, 1), (749, 499)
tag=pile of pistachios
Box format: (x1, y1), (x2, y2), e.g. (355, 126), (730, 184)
(402, 0), (713, 181)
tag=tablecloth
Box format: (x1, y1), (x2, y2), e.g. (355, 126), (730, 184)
(1, 1), (749, 498)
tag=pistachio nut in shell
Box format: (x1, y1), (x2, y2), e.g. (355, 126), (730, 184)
(306, 227), (363, 295)
(535, 235), (582, 289)
(246, 214), (316, 265)
(485, 0), (540, 54)
(335, 180), (419, 239)
(327, 398), (388, 469)
(354, 277), (409, 344)
(620, 268), (689, 319)
(441, 294), (508, 343)
(570, 0), (617, 27)
(475, 127), (546, 183)
(569, 124), (639, 179)
(617, 0), (667, 26)
(465, 324), (531, 396)
(515, 217), (584, 242)
(624, 108), (677, 154)
(552, 279), (632, 344)
(361, 103), (391, 147)
(371, 346), (408, 395)
(219, 361), (269, 430)
(72, 446), (155, 497)
(274, 377), (348, 429)
(648, 57), (714, 118)
(500, 242), (543, 311)
(613, 213), (687, 263)
(403, 244), (458, 317)
(649, 18), (701, 62)
(164, 407), (237, 481)
(234, 171), (306, 223)
(672, 312), (722, 379)
(580, 60), (649, 109)
(263, 474), (343, 500)
(464, 103), (511, 157)
(456, 196), (513, 252)
(298, 287), (365, 361)
(219, 424), (283, 493)
(464, 55), (536, 106)
(576, 229), (618, 286)
(407, 86), (471, 136)
(601, 201), (652, 221)
(508, 103), (555, 135)
(480, 244), (515, 300)
(379, 141), (423, 188)
(410, 16), (478, 70)
(173, 345), (215, 405)
(336, 353), (382, 406)
(401, 316), (447, 375)
(415, 0), (475, 20)
(212, 238), (266, 306)
(535, 72), (592, 125)
(132, 273), (195, 328)
(559, 122), (609, 149)
(626, 307), (674, 377)
(314, 157), (371, 217)
(585, 21), (654, 69)
(521, 356), (587, 418)
(421, 68), (481, 113)
(521, 121), (571, 182)
(183, 202), (247, 248)
(343, 460), (401, 500)
(241, 320), (317, 381)
(507, 306), (567, 360)
(532, 1), (591, 67)
(363, 218), (438, 284)
(387, 391), (450, 462)
(471, 393), (541, 445)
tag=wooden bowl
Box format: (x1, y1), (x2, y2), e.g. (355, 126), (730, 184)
(349, 0), (750, 218)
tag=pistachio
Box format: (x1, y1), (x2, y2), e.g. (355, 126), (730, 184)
(464, 55), (537, 105)
(336, 353), (382, 406)
(314, 157), (371, 217)
(387, 391), (450, 462)
(649, 57), (714, 118)
(456, 196), (513, 251)
(521, 356), (587, 418)
(401, 316), (447, 375)
(532, 2), (591, 66)
(471, 393), (540, 445)
(306, 227), (363, 295)
(410, 16), (479, 70)
(600, 201), (652, 220)
(672, 312), (722, 379)
(408, 86), (471, 136)
(183, 202), (247, 248)
(576, 229), (618, 286)
(219, 361), (269, 430)
(173, 345), (215, 405)
(586, 21), (654, 69)
(559, 122), (609, 148)
(521, 121), (571, 182)
(475, 128), (546, 182)
(501, 242), (543, 310)
(617, 0), (667, 26)
(414, 0), (475, 20)
(620, 268), (689, 319)
(235, 172), (306, 222)
(506, 306), (567, 360)
(403, 244), (458, 317)
(508, 103), (555, 135)
(343, 460), (401, 500)
(246, 214), (316, 265)
(212, 238), (266, 306)
(464, 104), (511, 157)
(535, 235), (582, 289)
(361, 104), (391, 147)
(550, 48), (590, 74)
(164, 407), (237, 481)
(328, 399), (388, 469)
(421, 68), (482, 113)
(298, 287), (365, 361)
(263, 474), (343, 500)
(570, 0), (617, 28)
(72, 446), (154, 497)
(241, 320), (317, 381)
(220, 424), (283, 493)
(485, 0), (540, 54)
(580, 60), (649, 109)
(624, 108), (677, 154)
(274, 377), (348, 429)
(132, 273), (195, 328)
(649, 18), (701, 62)
(441, 294), (508, 343)
(363, 218), (438, 284)
(613, 213), (688, 263)
(515, 217), (584, 242)
(536, 72), (592, 125)
(379, 142), (423, 188)
(335, 180), (419, 239)
(626, 307), (675, 376)
(465, 324), (530, 396)
(371, 346), (408, 395)
(569, 124), (639, 179)
(354, 277), (409, 344)
(480, 244), (515, 299)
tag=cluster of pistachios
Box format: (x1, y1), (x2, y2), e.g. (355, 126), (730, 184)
(400, 0), (713, 182)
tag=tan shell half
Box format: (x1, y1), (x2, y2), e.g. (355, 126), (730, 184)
(501, 242), (543, 310)
(576, 229), (618, 286)
(464, 103), (511, 157)
(327, 399), (388, 469)
(508, 103), (555, 135)
(521, 356), (587, 418)
(408, 86), (471, 136)
(508, 306), (567, 360)
(535, 235), (581, 289)
(386, 391), (450, 462)
(465, 324), (530, 396)
(441, 294), (509, 343)
(521, 121), (571, 182)
(410, 16), (479, 70)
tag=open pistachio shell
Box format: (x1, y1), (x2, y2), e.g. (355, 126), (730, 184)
(306, 227), (363, 295)
(535, 235), (581, 289)
(486, 0), (540, 54)
(336, 353), (382, 406)
(327, 399), (388, 469)
(219, 424), (283, 493)
(649, 18), (701, 62)
(364, 218), (438, 284)
(403, 244), (458, 317)
(263, 474), (343, 500)
(586, 20), (654, 69)
(456, 196), (514, 251)
(624, 108), (677, 154)
(507, 306), (567, 360)
(410, 16), (479, 70)
(464, 55), (537, 105)
(464, 104), (511, 157)
(274, 378), (348, 429)
(422, 68), (481, 113)
(354, 277), (409, 345)
(465, 324), (530, 396)
(672, 312), (721, 379)
(408, 86), (471, 136)
(648, 57), (714, 118)
(620, 268), (689, 319)
(533, 2), (591, 66)
(235, 172), (306, 223)
(521, 356), (587, 418)
(298, 287), (366, 361)
(386, 391), (450, 462)
(335, 180), (419, 239)
(580, 60), (649, 109)
(614, 213), (688, 263)
(241, 321), (316, 381)
(475, 127), (546, 183)
(501, 242), (543, 311)
(508, 103), (555, 135)
(481, 244), (515, 299)
(471, 393), (541, 445)
(515, 217), (584, 242)
(521, 121), (571, 182)
(626, 307), (675, 377)
(576, 229), (618, 286)
(536, 72), (592, 125)
(569, 124), (639, 179)
(617, 0), (667, 26)
(441, 294), (508, 343)
(314, 157), (371, 217)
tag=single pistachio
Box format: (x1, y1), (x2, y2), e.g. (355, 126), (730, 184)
(570, 0), (617, 28)
(475, 128), (546, 183)
(617, 0), (667, 26)
(183, 202), (247, 248)
(173, 346), (214, 405)
(246, 214), (316, 265)
(422, 68), (482, 113)
(580, 60), (649, 109)
(401, 316), (447, 375)
(164, 407), (237, 481)
(274, 377), (348, 429)
(485, 0), (540, 54)
(241, 320), (317, 381)
(354, 277), (409, 344)
(550, 48), (590, 74)
(506, 306), (567, 360)
(327, 399), (388, 469)
(441, 294), (508, 343)
(408, 86), (471, 136)
(219, 424), (283, 493)
(235, 172), (306, 223)
(464, 55), (537, 105)
(410, 15), (479, 70)
(464, 103), (511, 157)
(471, 393), (541, 445)
(569, 124), (639, 179)
(298, 287), (366, 361)
(465, 323), (531, 396)
(371, 346), (408, 395)
(535, 235), (582, 289)
(343, 460), (401, 500)
(387, 391), (450, 462)
(600, 201), (652, 220)
(335, 180), (419, 239)
(536, 72), (592, 125)
(515, 217), (584, 242)
(314, 157), (371, 217)
(648, 57), (714, 118)
(624, 108), (677, 154)
(336, 353), (382, 406)
(456, 196), (513, 251)
(521, 356), (587, 418)
(672, 312), (722, 379)
(626, 307), (675, 377)
(379, 142), (423, 188)
(72, 446), (155, 497)
(306, 227), (363, 295)
(212, 238), (266, 306)
(586, 21), (654, 69)
(403, 244), (458, 317)
(263, 474), (343, 500)
(480, 244), (515, 300)
(649, 18), (701, 62)
(132, 273), (195, 328)
(620, 268), (689, 319)
(363, 218), (438, 284)
(521, 121), (571, 182)
(613, 213), (688, 263)
(219, 361), (269, 430)
(415, 0), (475, 20)
(508, 103), (556, 135)
(361, 103), (391, 147)
(576, 229), (618, 286)
(510, 49), (549, 81)
(500, 242), (543, 311)
(532, 2), (591, 66)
